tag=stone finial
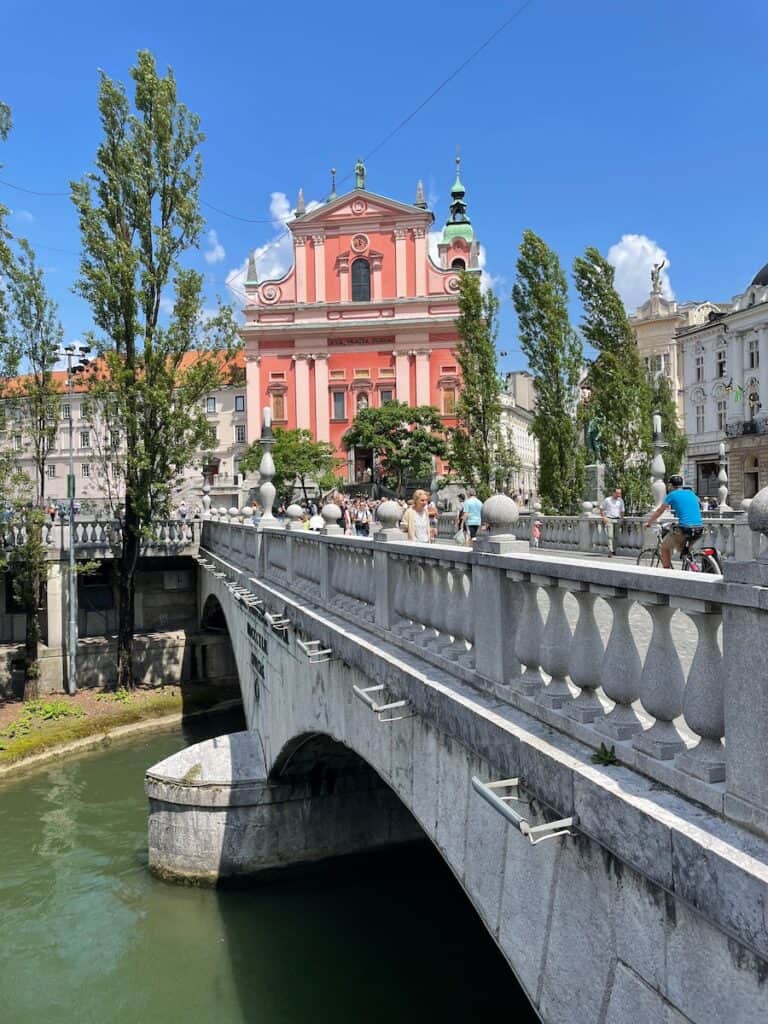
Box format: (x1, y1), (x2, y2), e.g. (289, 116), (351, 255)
(375, 499), (404, 542)
(296, 188), (306, 216)
(320, 502), (343, 535)
(650, 410), (667, 510)
(285, 504), (304, 530)
(246, 251), (258, 283)
(258, 408), (276, 523)
(481, 494), (520, 537)
(718, 441), (731, 512)
(415, 179), (427, 209)
(747, 486), (768, 558)
(582, 501), (594, 516)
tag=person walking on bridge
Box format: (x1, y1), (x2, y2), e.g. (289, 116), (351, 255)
(599, 487), (624, 557)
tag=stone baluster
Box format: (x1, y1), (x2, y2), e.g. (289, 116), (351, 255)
(412, 558), (442, 646)
(592, 586), (643, 739)
(509, 572), (544, 695)
(650, 412), (667, 510)
(441, 563), (473, 661)
(400, 559), (426, 640)
(563, 582), (604, 722)
(717, 442), (731, 512)
(633, 593), (686, 759)
(537, 578), (573, 708)
(675, 600), (725, 783)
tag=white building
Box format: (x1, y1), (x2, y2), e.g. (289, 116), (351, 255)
(678, 262), (768, 503)
(0, 353), (253, 512)
(499, 371), (538, 499)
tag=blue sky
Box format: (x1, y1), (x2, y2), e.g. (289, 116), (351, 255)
(1, 0), (766, 373)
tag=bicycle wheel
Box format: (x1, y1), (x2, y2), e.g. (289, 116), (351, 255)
(636, 548), (660, 568)
(700, 553), (722, 575)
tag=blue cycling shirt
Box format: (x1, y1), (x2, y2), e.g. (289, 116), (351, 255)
(665, 488), (703, 528)
(462, 497), (483, 527)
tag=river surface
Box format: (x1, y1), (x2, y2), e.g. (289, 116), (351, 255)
(0, 713), (537, 1023)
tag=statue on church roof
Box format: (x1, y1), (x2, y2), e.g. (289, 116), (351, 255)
(651, 259), (666, 295)
(354, 158), (366, 190)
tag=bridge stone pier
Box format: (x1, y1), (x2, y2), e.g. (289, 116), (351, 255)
(146, 498), (768, 1024)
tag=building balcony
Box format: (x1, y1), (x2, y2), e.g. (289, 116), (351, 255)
(726, 419), (768, 437)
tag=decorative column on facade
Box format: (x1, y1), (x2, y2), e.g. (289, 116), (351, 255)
(758, 325), (768, 409)
(415, 348), (431, 406)
(313, 353), (330, 441)
(371, 253), (383, 302)
(338, 254), (350, 302)
(295, 235), (307, 303)
(394, 349), (411, 406)
(293, 354), (311, 430)
(414, 227), (427, 295)
(394, 228), (408, 298)
(729, 332), (745, 420)
(312, 234), (326, 302)
(245, 354), (261, 443)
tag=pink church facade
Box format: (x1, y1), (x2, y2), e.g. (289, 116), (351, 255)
(242, 161), (481, 482)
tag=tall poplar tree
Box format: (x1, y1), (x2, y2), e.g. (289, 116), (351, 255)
(512, 230), (583, 513)
(573, 246), (652, 510)
(71, 52), (236, 688)
(449, 272), (510, 498)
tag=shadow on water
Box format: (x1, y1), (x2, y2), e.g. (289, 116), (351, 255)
(214, 840), (539, 1024)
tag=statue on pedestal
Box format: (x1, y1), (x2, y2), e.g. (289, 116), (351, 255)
(651, 259), (666, 296)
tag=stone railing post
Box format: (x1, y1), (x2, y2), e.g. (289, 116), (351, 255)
(473, 496), (526, 684)
(722, 489), (768, 836)
(319, 503), (342, 602)
(373, 501), (402, 630)
(284, 504), (303, 584)
(578, 503), (593, 552)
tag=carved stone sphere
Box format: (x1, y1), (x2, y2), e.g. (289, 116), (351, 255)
(747, 486), (768, 540)
(482, 494), (520, 535)
(376, 500), (402, 531)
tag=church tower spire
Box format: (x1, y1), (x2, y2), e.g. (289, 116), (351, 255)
(442, 155), (473, 244)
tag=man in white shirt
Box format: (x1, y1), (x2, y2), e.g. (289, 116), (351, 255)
(599, 487), (624, 557)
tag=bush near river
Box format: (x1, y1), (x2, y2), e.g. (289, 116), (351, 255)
(0, 683), (238, 766)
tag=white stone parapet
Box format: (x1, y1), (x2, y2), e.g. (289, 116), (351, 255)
(201, 507), (768, 837)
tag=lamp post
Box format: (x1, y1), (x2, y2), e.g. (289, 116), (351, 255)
(55, 342), (90, 695)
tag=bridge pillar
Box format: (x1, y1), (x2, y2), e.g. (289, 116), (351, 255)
(145, 731), (422, 884)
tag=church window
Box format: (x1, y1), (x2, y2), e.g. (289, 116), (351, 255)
(272, 394), (286, 421)
(451, 258), (466, 271)
(351, 258), (371, 302)
(332, 392), (346, 420)
(379, 389), (394, 405)
(443, 389), (457, 415)
(354, 368), (370, 379)
(330, 370), (346, 380)
(378, 367), (395, 378)
(441, 365), (457, 374)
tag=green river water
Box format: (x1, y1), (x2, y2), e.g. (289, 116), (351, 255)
(0, 713), (537, 1023)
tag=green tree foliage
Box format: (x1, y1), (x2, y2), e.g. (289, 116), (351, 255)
(573, 246), (652, 510)
(240, 428), (339, 504)
(649, 373), (687, 477)
(512, 230), (584, 513)
(71, 52), (237, 688)
(342, 401), (446, 496)
(449, 273), (510, 499)
(2, 240), (63, 503)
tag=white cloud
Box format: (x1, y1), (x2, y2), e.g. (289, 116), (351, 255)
(607, 233), (674, 312)
(204, 229), (225, 265)
(10, 208), (34, 224)
(159, 293), (175, 315)
(428, 229), (497, 293)
(225, 191), (321, 305)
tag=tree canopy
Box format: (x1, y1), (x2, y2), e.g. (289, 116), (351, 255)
(240, 428), (339, 503)
(342, 401), (446, 495)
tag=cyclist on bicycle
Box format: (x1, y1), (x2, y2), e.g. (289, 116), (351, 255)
(644, 474), (703, 569)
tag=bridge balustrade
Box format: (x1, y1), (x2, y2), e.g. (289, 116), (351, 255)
(201, 513), (768, 837)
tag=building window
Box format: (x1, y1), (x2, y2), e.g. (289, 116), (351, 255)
(696, 404), (705, 433)
(270, 372), (286, 381)
(62, 403), (71, 420)
(451, 258), (466, 271)
(378, 367), (395, 379)
(81, 464), (90, 478)
(110, 431), (120, 450)
(354, 368), (370, 379)
(330, 370), (345, 381)
(235, 424), (246, 444)
(272, 394), (286, 421)
(443, 389), (457, 416)
(379, 389), (394, 405)
(206, 397), (216, 414)
(80, 430), (91, 448)
(716, 349), (726, 378)
(441, 364), (458, 375)
(749, 338), (759, 368)
(663, 353), (670, 377)
(717, 400), (727, 431)
(46, 464), (56, 478)
(235, 395), (245, 412)
(695, 355), (704, 382)
(351, 258), (371, 302)
(332, 392), (346, 420)
(13, 434), (22, 451)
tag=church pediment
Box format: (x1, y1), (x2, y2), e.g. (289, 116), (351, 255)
(292, 189), (433, 229)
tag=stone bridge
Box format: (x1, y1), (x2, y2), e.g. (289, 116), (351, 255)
(146, 503), (768, 1024)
